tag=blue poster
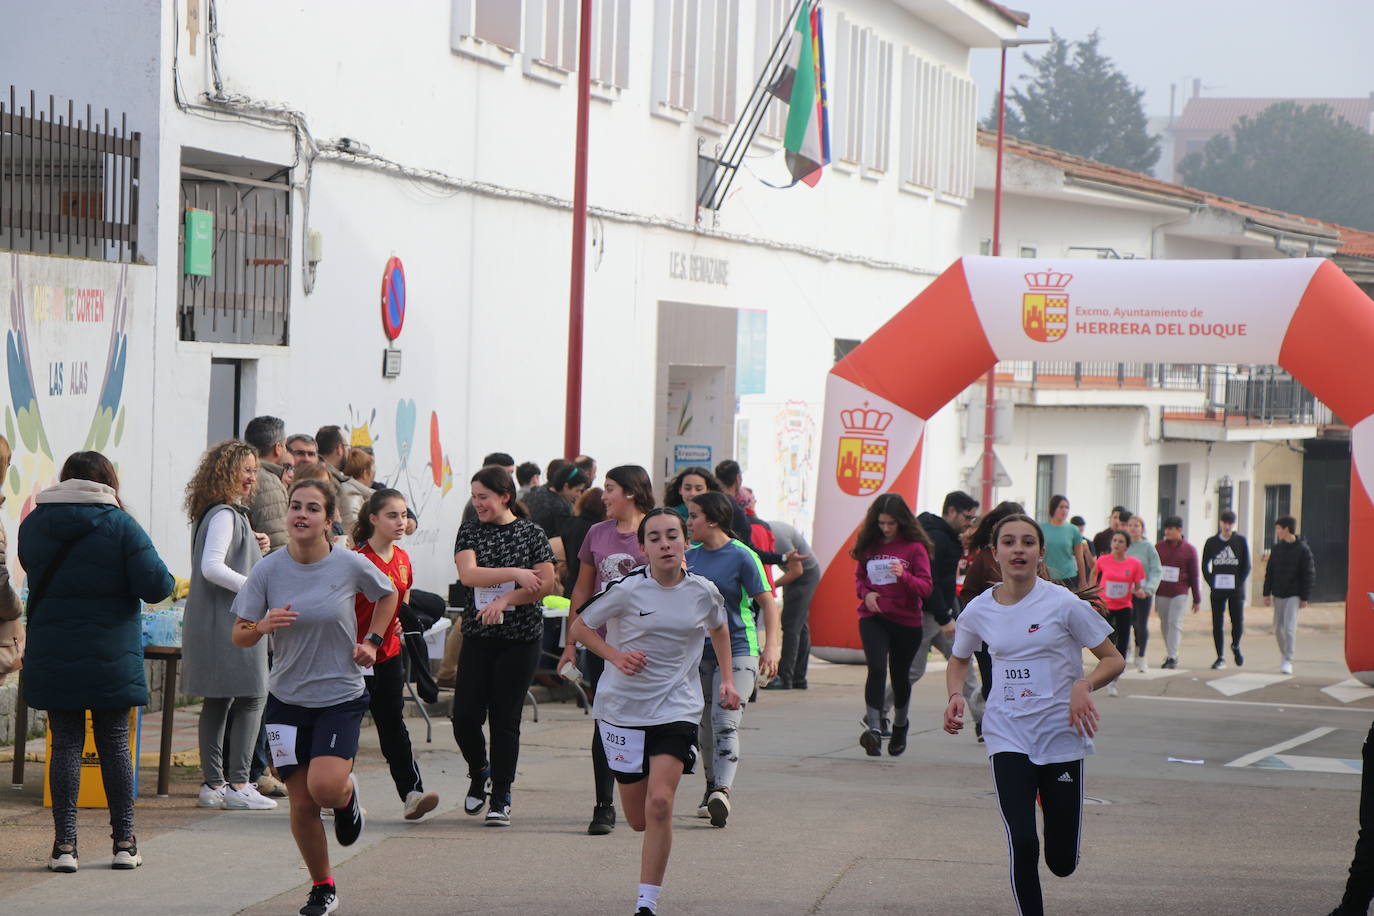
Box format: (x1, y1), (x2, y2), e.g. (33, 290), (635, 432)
(735, 309), (767, 395)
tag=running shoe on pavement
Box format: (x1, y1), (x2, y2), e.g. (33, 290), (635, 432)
(1233, 647), (1244, 667)
(47, 842), (77, 873)
(225, 783), (278, 810)
(464, 769), (491, 815)
(1135, 653), (1148, 673)
(404, 790), (440, 821)
(111, 837), (142, 869)
(485, 793), (512, 827)
(697, 789), (711, 818)
(706, 787), (731, 828)
(1280, 660), (1293, 675)
(1161, 657), (1178, 669)
(300, 882), (338, 915)
(860, 727), (882, 757)
(333, 773), (365, 846)
(588, 803), (616, 835)
(887, 723), (909, 756)
(1210, 658), (1226, 670)
(197, 783), (227, 808)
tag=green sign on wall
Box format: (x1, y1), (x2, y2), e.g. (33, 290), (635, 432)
(184, 208), (213, 277)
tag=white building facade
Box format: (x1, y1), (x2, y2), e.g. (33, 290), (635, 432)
(1, 0), (1022, 590)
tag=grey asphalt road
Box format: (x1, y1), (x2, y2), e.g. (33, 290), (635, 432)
(0, 608), (1367, 915)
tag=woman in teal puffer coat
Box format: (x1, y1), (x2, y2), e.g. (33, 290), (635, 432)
(20, 451), (175, 874)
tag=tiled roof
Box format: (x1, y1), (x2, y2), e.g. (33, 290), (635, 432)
(978, 1), (1030, 27)
(1328, 225), (1374, 260)
(976, 130), (1340, 240)
(1176, 97), (1374, 132)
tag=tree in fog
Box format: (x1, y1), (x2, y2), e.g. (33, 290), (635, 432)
(987, 31), (1160, 173)
(1179, 102), (1374, 231)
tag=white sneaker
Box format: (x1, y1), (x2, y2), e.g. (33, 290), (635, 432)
(1280, 660), (1293, 675)
(1107, 682), (1119, 697)
(224, 783), (278, 810)
(1135, 654), (1148, 673)
(404, 790), (440, 821)
(197, 783), (227, 808)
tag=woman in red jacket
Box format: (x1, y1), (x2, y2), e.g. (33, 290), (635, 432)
(852, 493), (933, 757)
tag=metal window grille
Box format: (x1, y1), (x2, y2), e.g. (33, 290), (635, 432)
(0, 87), (140, 263)
(1262, 484), (1291, 550)
(1107, 463), (1140, 515)
(177, 167), (290, 345)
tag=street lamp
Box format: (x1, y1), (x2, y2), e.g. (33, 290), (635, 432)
(980, 36), (1051, 512)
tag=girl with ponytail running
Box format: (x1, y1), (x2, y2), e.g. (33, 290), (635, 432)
(352, 488), (439, 821)
(683, 491), (780, 828)
(943, 514), (1123, 916)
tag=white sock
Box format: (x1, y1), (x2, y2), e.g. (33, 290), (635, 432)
(637, 883), (661, 913)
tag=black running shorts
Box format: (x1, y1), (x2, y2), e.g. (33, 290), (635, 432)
(597, 720), (699, 785)
(264, 692), (369, 780)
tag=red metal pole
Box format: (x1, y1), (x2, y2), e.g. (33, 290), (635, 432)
(981, 45), (1008, 510)
(564, 0), (594, 461)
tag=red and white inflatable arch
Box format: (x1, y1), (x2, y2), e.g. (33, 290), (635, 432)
(812, 256), (1374, 682)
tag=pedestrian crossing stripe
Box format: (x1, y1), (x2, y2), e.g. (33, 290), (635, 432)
(1253, 754), (1361, 775)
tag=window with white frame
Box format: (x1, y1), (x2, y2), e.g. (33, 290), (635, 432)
(899, 51), (976, 197)
(834, 14), (893, 173)
(525, 0), (631, 88)
(452, 0), (523, 61)
(653, 0), (740, 123)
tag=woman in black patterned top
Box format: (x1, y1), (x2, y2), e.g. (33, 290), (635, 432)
(452, 466), (557, 826)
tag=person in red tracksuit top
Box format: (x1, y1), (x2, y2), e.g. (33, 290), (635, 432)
(1153, 516), (1201, 669)
(852, 493), (933, 758)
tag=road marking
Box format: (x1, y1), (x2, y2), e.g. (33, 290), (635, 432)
(1322, 679), (1374, 704)
(1225, 727), (1336, 768)
(1129, 695), (1374, 714)
(1207, 673), (1292, 697)
(1253, 754), (1362, 775)
(1119, 668), (1190, 681)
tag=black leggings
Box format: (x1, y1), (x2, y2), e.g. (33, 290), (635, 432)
(585, 652), (614, 808)
(451, 635), (541, 797)
(991, 753), (1083, 916)
(1107, 608), (1132, 656)
(369, 652), (424, 800)
(1210, 590), (1244, 657)
(858, 615), (921, 711)
(1131, 593), (1152, 657)
(48, 708), (135, 845)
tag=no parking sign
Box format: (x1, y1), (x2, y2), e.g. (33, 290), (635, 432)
(381, 256), (406, 340)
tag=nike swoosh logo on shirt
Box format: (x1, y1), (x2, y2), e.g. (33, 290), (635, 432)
(638, 611), (656, 616)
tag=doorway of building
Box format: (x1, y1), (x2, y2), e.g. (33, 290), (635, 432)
(1303, 438), (1351, 602)
(654, 302), (738, 486)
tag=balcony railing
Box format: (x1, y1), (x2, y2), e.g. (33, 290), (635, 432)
(996, 361), (1337, 427)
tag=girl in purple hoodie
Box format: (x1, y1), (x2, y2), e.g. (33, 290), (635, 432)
(852, 493), (933, 757)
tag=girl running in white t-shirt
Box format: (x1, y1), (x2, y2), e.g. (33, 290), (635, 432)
(943, 513), (1123, 916)
(570, 509), (740, 916)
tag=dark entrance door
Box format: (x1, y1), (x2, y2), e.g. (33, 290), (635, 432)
(1302, 439), (1351, 603)
(1157, 464), (1179, 540)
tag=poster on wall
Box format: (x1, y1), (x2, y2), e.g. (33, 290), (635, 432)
(1, 253), (141, 528)
(673, 444), (712, 473)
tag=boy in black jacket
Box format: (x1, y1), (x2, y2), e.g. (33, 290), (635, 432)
(1262, 515), (1315, 675)
(1201, 510), (1251, 669)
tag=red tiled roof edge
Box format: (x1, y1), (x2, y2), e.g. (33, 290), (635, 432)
(979, 1), (1030, 27)
(975, 129), (1341, 240)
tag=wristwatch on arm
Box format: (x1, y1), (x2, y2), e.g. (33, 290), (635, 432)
(365, 632), (384, 648)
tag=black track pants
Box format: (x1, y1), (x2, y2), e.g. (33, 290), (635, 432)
(991, 752), (1084, 916)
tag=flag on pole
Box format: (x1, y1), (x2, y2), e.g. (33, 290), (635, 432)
(781, 1), (830, 187)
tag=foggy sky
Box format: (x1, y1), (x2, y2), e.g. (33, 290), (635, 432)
(969, 0), (1374, 120)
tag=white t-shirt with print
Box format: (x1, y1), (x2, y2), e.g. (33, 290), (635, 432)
(577, 568), (727, 727)
(952, 577), (1113, 764)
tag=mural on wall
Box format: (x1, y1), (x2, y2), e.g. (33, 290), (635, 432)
(774, 399), (816, 529)
(343, 397), (454, 546)
(3, 253), (131, 522)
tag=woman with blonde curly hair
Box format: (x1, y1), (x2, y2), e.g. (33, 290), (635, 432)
(181, 439), (277, 811)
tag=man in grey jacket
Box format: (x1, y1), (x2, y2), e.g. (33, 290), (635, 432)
(244, 415), (290, 553)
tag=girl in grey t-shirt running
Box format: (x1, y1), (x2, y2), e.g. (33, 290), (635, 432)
(570, 509), (740, 916)
(231, 478), (397, 916)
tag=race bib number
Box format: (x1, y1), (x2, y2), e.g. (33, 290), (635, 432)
(265, 723), (298, 767)
(1105, 580), (1130, 600)
(598, 721), (646, 774)
(867, 559), (898, 586)
(1160, 566), (1180, 583)
(475, 582), (516, 610)
(996, 662), (1050, 713)
(1214, 574), (1236, 590)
